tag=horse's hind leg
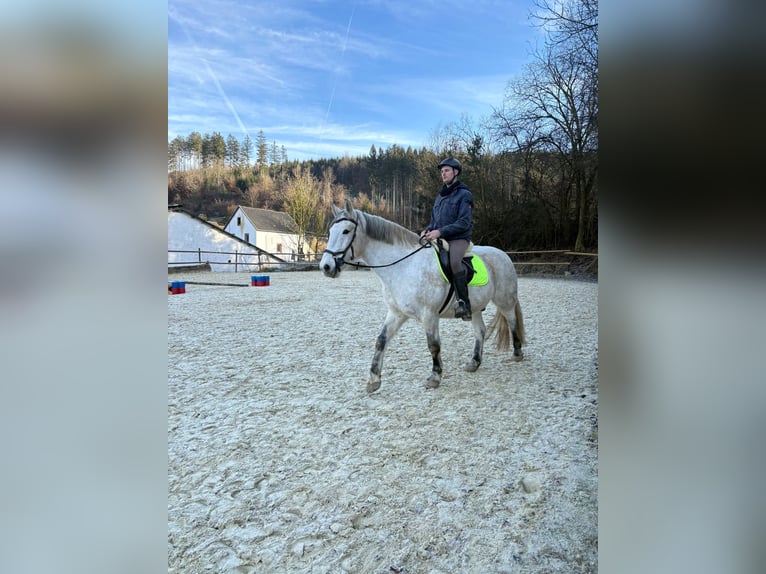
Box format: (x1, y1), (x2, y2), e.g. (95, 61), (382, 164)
(463, 312), (487, 372)
(511, 301), (525, 361)
(368, 311), (407, 393)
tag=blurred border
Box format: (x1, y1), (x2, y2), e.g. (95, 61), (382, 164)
(600, 1), (765, 573)
(0, 3), (168, 574)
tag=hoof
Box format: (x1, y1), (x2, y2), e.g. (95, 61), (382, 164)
(463, 360), (480, 372)
(511, 351), (523, 362)
(425, 376), (440, 389)
(367, 379), (381, 393)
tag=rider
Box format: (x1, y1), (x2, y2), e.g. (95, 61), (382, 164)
(420, 158), (474, 320)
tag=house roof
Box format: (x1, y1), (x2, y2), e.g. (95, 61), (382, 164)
(238, 206), (298, 235)
(168, 206), (287, 262)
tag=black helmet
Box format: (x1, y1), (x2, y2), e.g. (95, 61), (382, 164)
(437, 157), (461, 175)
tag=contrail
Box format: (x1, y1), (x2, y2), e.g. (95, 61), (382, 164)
(171, 9), (250, 140)
(202, 59), (250, 139)
(319, 4), (356, 141)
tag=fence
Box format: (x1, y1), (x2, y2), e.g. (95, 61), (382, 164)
(507, 249), (598, 277)
(168, 248), (323, 272)
(169, 248), (598, 276)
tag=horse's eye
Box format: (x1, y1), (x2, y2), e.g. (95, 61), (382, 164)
(342, 229), (350, 234)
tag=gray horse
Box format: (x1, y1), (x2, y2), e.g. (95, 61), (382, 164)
(320, 199), (525, 393)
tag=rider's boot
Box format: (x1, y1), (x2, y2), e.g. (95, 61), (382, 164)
(453, 271), (472, 321)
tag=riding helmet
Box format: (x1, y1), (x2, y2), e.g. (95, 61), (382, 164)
(437, 157), (461, 175)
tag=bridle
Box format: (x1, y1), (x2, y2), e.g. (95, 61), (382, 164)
(323, 215), (431, 270)
(323, 216), (359, 270)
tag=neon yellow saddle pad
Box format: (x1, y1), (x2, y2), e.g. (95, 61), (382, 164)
(435, 250), (489, 286)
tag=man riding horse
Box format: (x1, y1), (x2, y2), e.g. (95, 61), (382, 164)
(420, 158), (474, 320)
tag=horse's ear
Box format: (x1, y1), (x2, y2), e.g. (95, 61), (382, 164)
(344, 198), (354, 215)
(331, 203), (342, 216)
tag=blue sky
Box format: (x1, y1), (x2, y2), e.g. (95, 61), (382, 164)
(168, 0), (542, 162)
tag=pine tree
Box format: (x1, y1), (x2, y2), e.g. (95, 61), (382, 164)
(256, 130), (268, 175)
(241, 134), (253, 166)
(225, 134), (241, 167)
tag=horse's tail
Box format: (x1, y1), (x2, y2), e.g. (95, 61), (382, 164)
(487, 311), (510, 351)
(487, 300), (526, 351)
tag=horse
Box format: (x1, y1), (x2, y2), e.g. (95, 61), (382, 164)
(320, 199), (525, 393)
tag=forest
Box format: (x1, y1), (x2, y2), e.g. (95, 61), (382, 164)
(167, 0), (597, 254)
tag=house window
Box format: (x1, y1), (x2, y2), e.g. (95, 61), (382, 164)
(236, 216), (242, 226)
(276, 243), (283, 254)
(244, 233), (250, 244)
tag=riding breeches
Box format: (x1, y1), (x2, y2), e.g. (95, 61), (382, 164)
(448, 239), (470, 274)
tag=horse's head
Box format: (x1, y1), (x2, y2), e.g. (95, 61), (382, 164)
(320, 199), (361, 278)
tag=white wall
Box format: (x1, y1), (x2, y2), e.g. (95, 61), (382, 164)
(224, 208), (300, 258)
(225, 209), (258, 246)
(258, 230), (299, 257)
(168, 211), (270, 272)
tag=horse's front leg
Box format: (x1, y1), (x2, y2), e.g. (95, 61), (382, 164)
(463, 312), (487, 372)
(368, 311), (406, 393)
(424, 315), (442, 388)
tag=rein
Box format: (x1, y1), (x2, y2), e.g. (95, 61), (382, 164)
(323, 216), (431, 270)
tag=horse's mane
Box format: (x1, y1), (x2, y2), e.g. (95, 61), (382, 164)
(358, 210), (420, 246)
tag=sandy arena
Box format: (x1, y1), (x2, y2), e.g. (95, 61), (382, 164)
(168, 269), (598, 573)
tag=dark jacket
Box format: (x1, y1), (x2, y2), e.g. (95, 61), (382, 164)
(426, 181), (474, 241)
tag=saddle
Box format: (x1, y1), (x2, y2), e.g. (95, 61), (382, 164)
(428, 239), (489, 314)
(431, 238), (477, 284)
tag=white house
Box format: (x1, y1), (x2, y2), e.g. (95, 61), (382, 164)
(168, 206), (286, 272)
(224, 206), (301, 260)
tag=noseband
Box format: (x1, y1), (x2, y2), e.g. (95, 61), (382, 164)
(323, 216), (358, 270)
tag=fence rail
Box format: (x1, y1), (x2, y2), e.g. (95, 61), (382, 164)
(168, 248), (323, 272)
(168, 248), (598, 275)
(506, 249), (598, 276)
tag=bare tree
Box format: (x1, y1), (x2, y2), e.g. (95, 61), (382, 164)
(492, 0), (598, 250)
(533, 0), (597, 74)
(283, 165), (319, 255)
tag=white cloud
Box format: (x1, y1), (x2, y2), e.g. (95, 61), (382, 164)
(168, 0), (541, 159)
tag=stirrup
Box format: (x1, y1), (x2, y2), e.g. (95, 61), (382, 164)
(455, 301), (472, 320)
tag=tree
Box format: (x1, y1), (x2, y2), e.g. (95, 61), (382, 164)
(256, 130), (268, 176)
(532, 0), (598, 251)
(225, 134), (241, 167)
(241, 134), (253, 166)
(283, 165), (319, 255)
(202, 132), (226, 167)
(491, 0), (597, 251)
(187, 131), (203, 169)
(168, 135), (185, 172)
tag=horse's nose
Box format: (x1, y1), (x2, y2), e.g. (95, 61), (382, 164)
(322, 262), (331, 272)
